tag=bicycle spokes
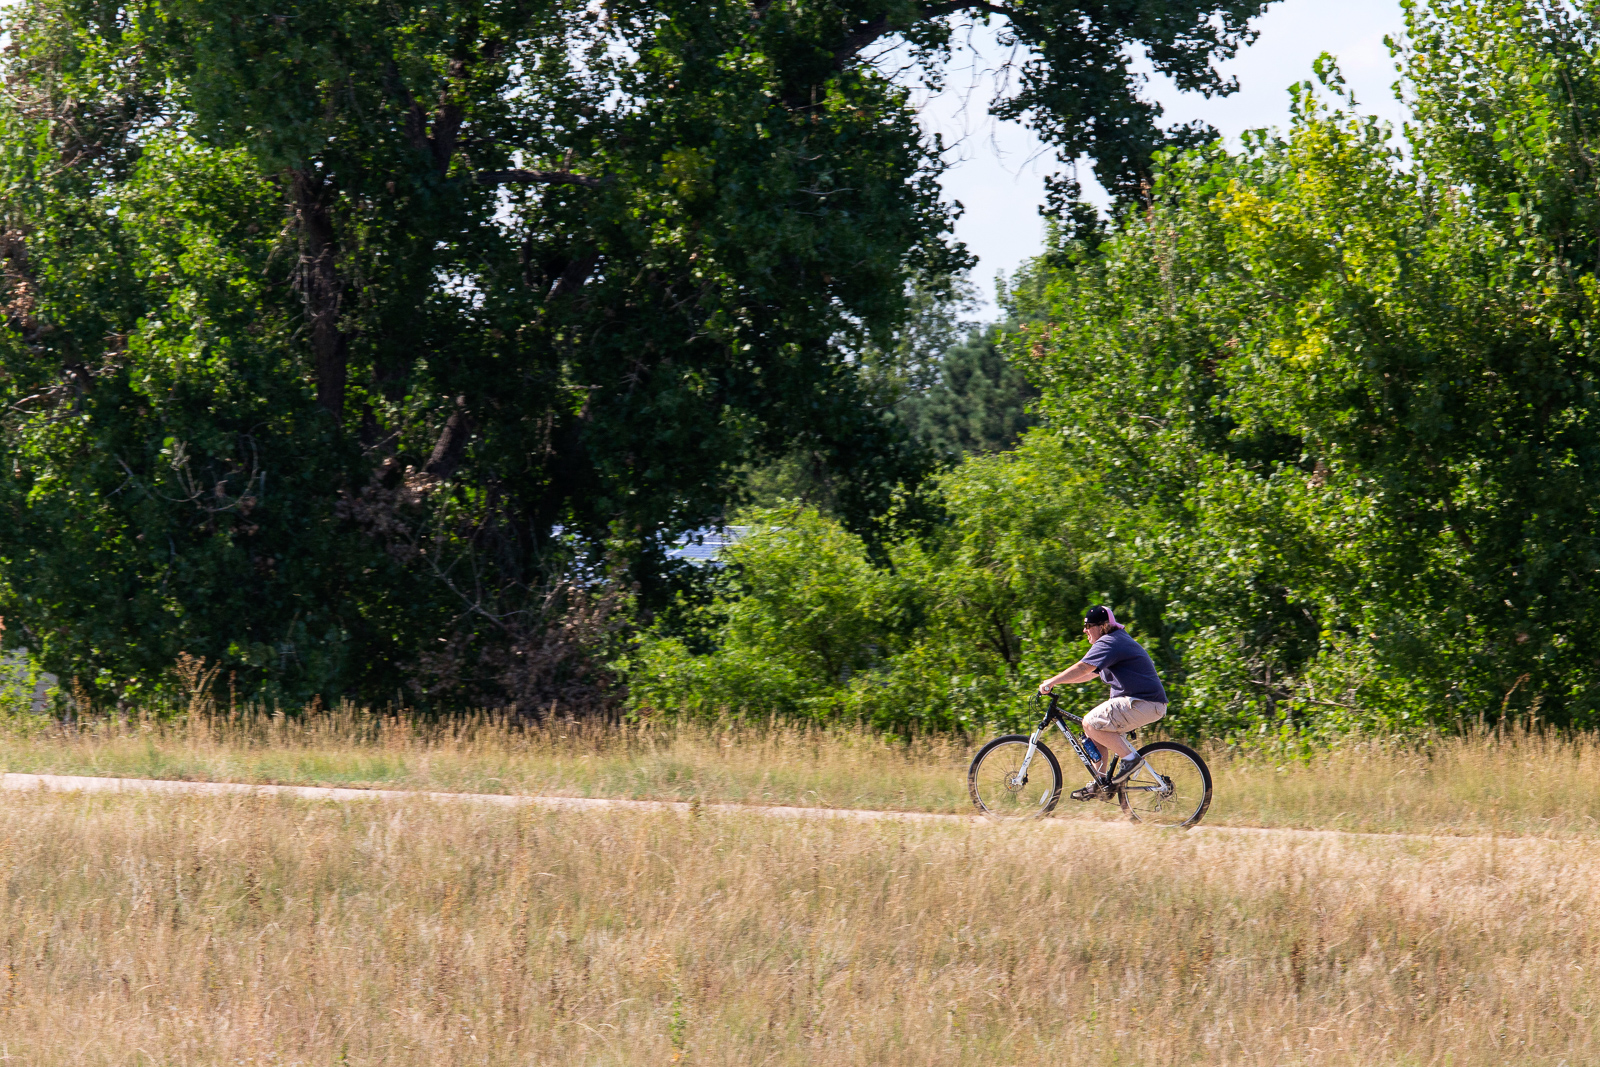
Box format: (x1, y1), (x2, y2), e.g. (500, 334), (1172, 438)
(1117, 743), (1212, 828)
(968, 736), (1063, 821)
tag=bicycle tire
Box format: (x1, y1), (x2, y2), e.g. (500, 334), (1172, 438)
(1117, 740), (1212, 828)
(968, 735), (1063, 821)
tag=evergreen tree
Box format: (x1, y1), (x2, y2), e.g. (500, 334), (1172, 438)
(900, 325), (1038, 458)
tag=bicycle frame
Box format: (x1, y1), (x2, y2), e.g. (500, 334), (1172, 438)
(1015, 694), (1115, 788)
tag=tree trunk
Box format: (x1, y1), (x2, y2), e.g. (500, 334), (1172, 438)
(424, 401), (474, 480)
(291, 169), (347, 423)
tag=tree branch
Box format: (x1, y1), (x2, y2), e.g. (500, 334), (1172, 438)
(424, 400), (474, 481)
(476, 169), (609, 189)
(547, 251), (600, 304)
(832, 2), (1012, 68)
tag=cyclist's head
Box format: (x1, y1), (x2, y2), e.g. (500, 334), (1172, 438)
(1083, 604), (1126, 637)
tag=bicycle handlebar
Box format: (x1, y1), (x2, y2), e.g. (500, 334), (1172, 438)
(1042, 692), (1085, 727)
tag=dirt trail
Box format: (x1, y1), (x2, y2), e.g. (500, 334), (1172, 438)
(0, 771), (959, 822)
(0, 770), (1554, 842)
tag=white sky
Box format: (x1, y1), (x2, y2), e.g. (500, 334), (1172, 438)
(918, 0), (1408, 312)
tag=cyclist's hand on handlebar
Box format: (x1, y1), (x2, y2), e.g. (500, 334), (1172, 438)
(1037, 681), (1053, 696)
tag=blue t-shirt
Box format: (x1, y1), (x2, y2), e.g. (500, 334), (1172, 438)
(1083, 630), (1168, 703)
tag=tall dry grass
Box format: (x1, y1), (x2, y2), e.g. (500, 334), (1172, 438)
(0, 706), (979, 813)
(0, 789), (1594, 1065)
(1217, 726), (1600, 836)
(4, 706), (1600, 834)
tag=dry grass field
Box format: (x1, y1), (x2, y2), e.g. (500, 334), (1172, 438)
(0, 787), (1594, 1065)
(2, 709), (1600, 836)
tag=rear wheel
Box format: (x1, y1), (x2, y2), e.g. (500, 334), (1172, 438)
(1117, 741), (1212, 828)
(968, 735), (1062, 821)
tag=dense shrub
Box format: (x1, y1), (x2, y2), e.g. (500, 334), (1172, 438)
(629, 435), (1159, 734)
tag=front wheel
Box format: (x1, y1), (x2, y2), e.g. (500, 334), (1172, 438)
(1118, 741), (1212, 828)
(968, 735), (1062, 821)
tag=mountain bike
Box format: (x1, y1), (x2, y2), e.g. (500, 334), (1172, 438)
(967, 693), (1212, 828)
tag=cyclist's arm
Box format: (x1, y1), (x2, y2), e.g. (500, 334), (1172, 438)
(1038, 661), (1097, 693)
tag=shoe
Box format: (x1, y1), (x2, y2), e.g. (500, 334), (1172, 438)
(1112, 755), (1144, 783)
(1069, 782), (1101, 802)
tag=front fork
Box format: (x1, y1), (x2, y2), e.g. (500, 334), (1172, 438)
(1016, 728), (1044, 784)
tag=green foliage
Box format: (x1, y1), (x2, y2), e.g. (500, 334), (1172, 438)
(0, 0), (962, 706)
(739, 281), (1035, 517)
(898, 324), (1039, 459)
(630, 436), (1156, 733)
(0, 0), (1269, 708)
(638, 1), (1600, 738)
(631, 507), (907, 720)
(1007, 1), (1600, 731)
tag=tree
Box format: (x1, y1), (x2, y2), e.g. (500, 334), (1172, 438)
(0, 0), (1275, 708)
(899, 324), (1038, 458)
(1011, 0), (1600, 731)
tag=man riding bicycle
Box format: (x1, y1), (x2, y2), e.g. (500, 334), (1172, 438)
(1037, 605), (1167, 797)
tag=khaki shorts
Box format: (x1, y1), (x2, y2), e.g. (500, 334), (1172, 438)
(1084, 696), (1167, 735)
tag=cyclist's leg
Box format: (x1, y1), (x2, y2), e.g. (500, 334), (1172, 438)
(1082, 698), (1132, 773)
(1083, 724), (1133, 767)
(1085, 698), (1166, 767)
